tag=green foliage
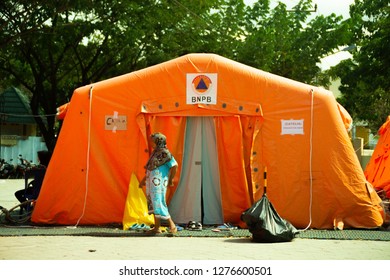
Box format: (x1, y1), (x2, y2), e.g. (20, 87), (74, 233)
(236, 0), (350, 84)
(0, 0), (353, 149)
(332, 0), (390, 132)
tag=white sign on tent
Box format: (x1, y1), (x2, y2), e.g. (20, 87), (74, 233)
(186, 73), (217, 105)
(281, 119), (304, 135)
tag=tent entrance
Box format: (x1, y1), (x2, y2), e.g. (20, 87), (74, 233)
(169, 117), (223, 225)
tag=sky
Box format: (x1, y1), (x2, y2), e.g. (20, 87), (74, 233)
(244, 0), (356, 70)
(244, 0), (354, 18)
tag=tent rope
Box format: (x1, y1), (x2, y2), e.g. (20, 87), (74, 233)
(71, 86), (93, 228)
(300, 88), (314, 232)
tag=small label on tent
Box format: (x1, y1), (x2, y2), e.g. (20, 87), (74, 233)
(186, 73), (217, 105)
(281, 119), (304, 135)
(105, 115), (127, 131)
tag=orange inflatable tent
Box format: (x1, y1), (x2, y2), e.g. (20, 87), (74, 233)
(56, 102), (69, 120)
(31, 53), (384, 229)
(365, 116), (390, 199)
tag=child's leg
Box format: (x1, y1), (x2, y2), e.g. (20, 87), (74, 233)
(168, 218), (177, 233)
(152, 216), (162, 233)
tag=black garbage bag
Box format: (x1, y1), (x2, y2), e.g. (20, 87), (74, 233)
(241, 193), (298, 243)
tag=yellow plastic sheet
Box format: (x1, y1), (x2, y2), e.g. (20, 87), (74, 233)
(122, 173), (154, 230)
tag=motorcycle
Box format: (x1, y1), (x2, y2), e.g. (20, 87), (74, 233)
(14, 155), (32, 179)
(0, 159), (16, 179)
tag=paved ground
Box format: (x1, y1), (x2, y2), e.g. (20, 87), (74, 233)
(2, 234), (390, 260)
(0, 179), (389, 261)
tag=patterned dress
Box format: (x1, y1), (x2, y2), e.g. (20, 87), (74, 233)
(146, 156), (178, 219)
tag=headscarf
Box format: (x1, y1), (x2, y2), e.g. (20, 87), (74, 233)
(145, 132), (172, 171)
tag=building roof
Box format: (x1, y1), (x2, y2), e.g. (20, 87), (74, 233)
(0, 87), (36, 124)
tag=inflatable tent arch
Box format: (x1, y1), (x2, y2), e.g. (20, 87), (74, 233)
(31, 53), (384, 229)
(365, 116), (390, 199)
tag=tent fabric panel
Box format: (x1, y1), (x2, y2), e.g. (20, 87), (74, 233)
(32, 89), (93, 224)
(215, 116), (251, 223)
(254, 89), (317, 211)
(33, 86), (143, 224)
(167, 116), (224, 225)
(169, 117), (203, 223)
(254, 89), (383, 228)
(336, 103), (353, 132)
(365, 116), (390, 197)
(200, 117), (223, 225)
(339, 182), (385, 228)
(239, 116), (261, 203)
